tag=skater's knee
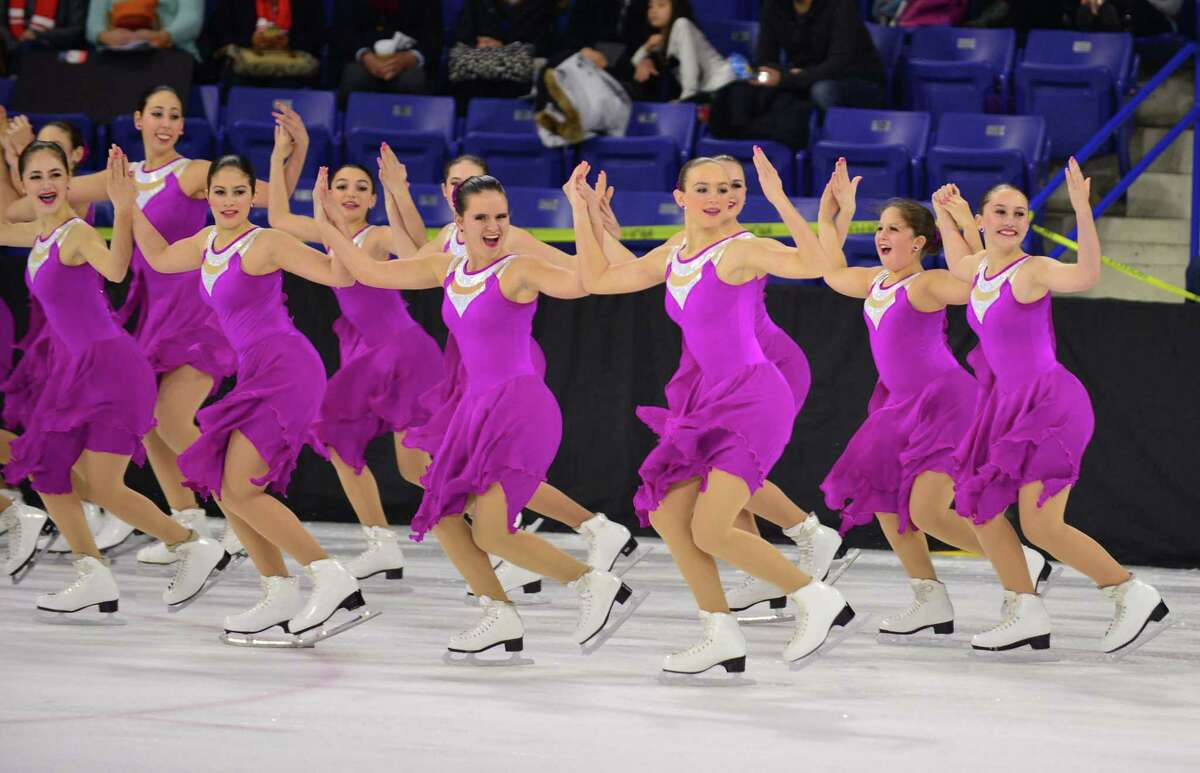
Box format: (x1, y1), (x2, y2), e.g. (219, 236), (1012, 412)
(153, 411), (198, 454)
(649, 507), (689, 544)
(1019, 511), (1062, 550)
(469, 514), (512, 554)
(690, 517), (730, 557)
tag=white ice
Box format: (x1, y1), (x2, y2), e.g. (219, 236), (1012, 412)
(2, 521), (1198, 772)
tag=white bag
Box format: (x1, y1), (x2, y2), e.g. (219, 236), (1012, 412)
(536, 52), (632, 148)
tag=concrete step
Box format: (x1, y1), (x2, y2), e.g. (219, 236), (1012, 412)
(1044, 156), (1121, 214)
(1132, 127), (1193, 175)
(1097, 217), (1189, 246)
(1098, 240), (1189, 267)
(1127, 172), (1193, 218)
(1135, 73), (1195, 128)
(1080, 262), (1189, 303)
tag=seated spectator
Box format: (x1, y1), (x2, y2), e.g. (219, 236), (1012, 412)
(709, 0), (885, 148)
(204, 0), (324, 89)
(448, 0), (561, 112)
(87, 0), (204, 60)
(1069, 0), (1179, 36)
(626, 0), (736, 102)
(0, 0), (87, 74)
(333, 0), (442, 106)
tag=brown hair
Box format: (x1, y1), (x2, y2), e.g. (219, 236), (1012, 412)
(676, 157), (723, 190)
(980, 183), (1027, 210)
(880, 198), (939, 258)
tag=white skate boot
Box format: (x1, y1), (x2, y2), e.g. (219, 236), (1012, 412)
(288, 559), (377, 644)
(163, 535), (231, 609)
(577, 513), (645, 573)
(725, 573), (789, 623)
(878, 578), (955, 640)
(445, 595), (530, 665)
(219, 521), (247, 556)
(346, 525), (405, 580)
(94, 508), (137, 552)
(783, 581), (857, 666)
(4, 503), (49, 581)
(1100, 575), (1171, 656)
(0, 488), (22, 534)
(787, 514), (855, 583)
(661, 611), (748, 680)
(36, 555), (122, 622)
(971, 591), (1051, 652)
(221, 576), (306, 647)
(569, 569), (646, 653)
(46, 502), (108, 553)
(1022, 546), (1058, 594)
(136, 508), (212, 565)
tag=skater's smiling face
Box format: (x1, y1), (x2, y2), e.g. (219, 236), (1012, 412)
(978, 185), (1030, 250)
(20, 143), (71, 217)
(331, 164), (377, 227)
(206, 162), (255, 230)
(675, 159), (732, 226)
(135, 87), (184, 157)
(443, 156), (488, 213)
(454, 180), (510, 262)
(715, 158), (747, 219)
(875, 203), (933, 273)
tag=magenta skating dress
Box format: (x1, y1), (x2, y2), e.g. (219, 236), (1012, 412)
(118, 159), (235, 384)
(178, 228), (326, 498)
(821, 271), (978, 534)
(408, 253), (561, 541)
(953, 256), (1095, 522)
(0, 299), (12, 383)
(314, 226), (442, 472)
(403, 224), (546, 457)
(633, 234), (794, 523)
(5, 218), (156, 493)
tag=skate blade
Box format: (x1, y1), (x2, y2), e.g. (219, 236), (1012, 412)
(877, 629), (965, 649)
(822, 549), (862, 586)
(657, 671), (756, 687)
(296, 607), (380, 646)
(1104, 613), (1182, 663)
(103, 533), (157, 561)
(968, 646), (1059, 663)
(10, 541), (53, 585)
(35, 609), (127, 626)
(787, 611), (874, 672)
(738, 606), (795, 626)
(612, 544), (655, 578)
(1035, 565), (1064, 598)
(580, 588), (650, 655)
(166, 552), (247, 613)
(220, 631), (313, 649)
(442, 650), (535, 667)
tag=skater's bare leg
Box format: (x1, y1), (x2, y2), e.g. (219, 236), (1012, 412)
(217, 499), (287, 576)
(1017, 483), (1128, 587)
(733, 509), (760, 536)
(38, 491), (100, 558)
(78, 451), (190, 544)
(0, 428), (13, 463)
(745, 480), (808, 530)
(692, 469), (813, 593)
(470, 483), (589, 583)
(876, 513), (937, 580)
(432, 515), (509, 601)
(146, 365), (211, 510)
(329, 449), (388, 528)
(392, 431), (430, 488)
(526, 482), (591, 530)
(649, 478), (727, 612)
(219, 431), (327, 566)
(908, 471), (983, 553)
(972, 514), (1035, 594)
(143, 430), (198, 511)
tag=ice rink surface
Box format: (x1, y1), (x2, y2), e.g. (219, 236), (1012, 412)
(2, 521), (1197, 772)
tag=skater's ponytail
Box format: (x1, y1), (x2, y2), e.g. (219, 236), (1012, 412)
(18, 140), (70, 178)
(207, 154), (257, 194)
(881, 198), (939, 259)
(452, 175), (506, 216)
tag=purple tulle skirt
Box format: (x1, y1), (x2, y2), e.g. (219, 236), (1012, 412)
(5, 334), (156, 494)
(314, 318), (443, 474)
(634, 362), (793, 524)
(1, 302), (57, 432)
(409, 374), (561, 542)
(179, 333), (326, 499)
(953, 350), (1094, 524)
(822, 368), (978, 534)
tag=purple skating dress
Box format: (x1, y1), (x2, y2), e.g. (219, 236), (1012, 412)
(408, 253), (561, 541)
(314, 226), (442, 472)
(178, 228), (326, 498)
(0, 299), (12, 382)
(821, 270), (978, 534)
(633, 234), (794, 523)
(403, 224), (546, 457)
(117, 158), (236, 384)
(953, 256), (1095, 523)
(6, 218), (156, 493)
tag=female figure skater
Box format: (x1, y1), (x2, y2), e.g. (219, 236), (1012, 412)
(815, 160), (1047, 638)
(318, 170), (641, 659)
(112, 139), (374, 645)
(1, 141), (228, 612)
(570, 150), (853, 675)
(938, 161), (1168, 653)
(391, 151), (641, 589)
(267, 140), (442, 582)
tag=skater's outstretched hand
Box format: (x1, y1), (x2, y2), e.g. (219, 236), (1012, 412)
(561, 161), (590, 209)
(1064, 156), (1092, 215)
(377, 142), (409, 195)
(273, 102), (308, 152)
(830, 158), (860, 219)
(270, 123), (294, 165)
(314, 166), (352, 238)
(594, 171), (621, 240)
(106, 145), (136, 211)
(751, 145), (787, 204)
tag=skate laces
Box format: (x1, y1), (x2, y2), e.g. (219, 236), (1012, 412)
(460, 597), (502, 640)
(983, 596), (1022, 635)
(675, 616), (720, 657)
(890, 583), (933, 622)
(1103, 583), (1128, 637)
(167, 544), (193, 591)
(57, 559), (97, 596)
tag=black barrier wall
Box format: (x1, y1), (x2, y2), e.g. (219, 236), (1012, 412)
(3, 268), (1198, 568)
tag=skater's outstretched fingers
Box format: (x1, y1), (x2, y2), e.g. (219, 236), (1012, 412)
(751, 145), (786, 204)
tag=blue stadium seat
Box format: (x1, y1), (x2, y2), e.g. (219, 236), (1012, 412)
(1015, 30), (1135, 165)
(901, 27), (1016, 116)
(610, 190), (684, 237)
(738, 195), (819, 228)
(224, 87), (337, 179)
(694, 135), (796, 195)
(443, 0), (465, 33)
(506, 186), (573, 230)
(865, 22), (905, 101)
(693, 0), (755, 21)
(809, 107), (931, 199)
(925, 113), (1049, 211)
(109, 114), (216, 163)
(462, 98), (566, 187)
(700, 19), (758, 60)
(343, 93), (456, 185)
(410, 183), (454, 229)
(577, 102), (697, 191)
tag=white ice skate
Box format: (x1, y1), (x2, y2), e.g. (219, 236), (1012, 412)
(219, 522), (247, 556)
(878, 578), (956, 643)
(45, 502), (108, 553)
(164, 536), (232, 609)
(661, 611), (749, 683)
(36, 555), (122, 624)
(1101, 575), (1171, 657)
(346, 525), (405, 581)
(94, 509), (138, 553)
(135, 508), (212, 565)
(971, 591), (1052, 652)
(4, 503), (49, 582)
(288, 559), (378, 645)
(787, 514), (846, 582)
(1023, 546), (1057, 594)
(220, 576), (307, 648)
(726, 574), (791, 625)
(569, 569), (647, 654)
(444, 595), (531, 666)
(783, 580), (858, 667)
(467, 559), (545, 604)
(0, 488), (22, 535)
(577, 513), (648, 574)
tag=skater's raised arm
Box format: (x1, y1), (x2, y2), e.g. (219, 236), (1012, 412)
(736, 147), (825, 280)
(1021, 158), (1101, 294)
(378, 143), (428, 250)
(816, 161), (875, 298)
(567, 163), (667, 294)
(110, 150), (203, 274)
(268, 126), (322, 244)
(253, 228), (353, 288)
(503, 255), (587, 300)
(933, 184), (984, 282)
